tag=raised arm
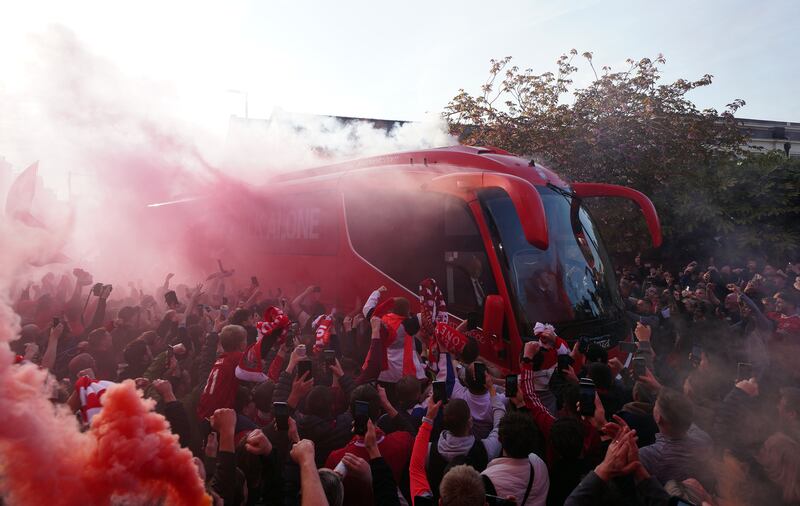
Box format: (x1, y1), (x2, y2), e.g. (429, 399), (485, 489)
(410, 397), (440, 504)
(355, 317), (385, 385)
(520, 341), (556, 438)
(290, 440), (329, 506)
(40, 323), (65, 371)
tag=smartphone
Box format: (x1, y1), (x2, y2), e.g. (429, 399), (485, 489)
(52, 317), (60, 327)
(578, 378), (595, 417)
(92, 283), (103, 296)
(251, 276), (259, 287)
(297, 359), (313, 380)
(578, 335), (591, 354)
(485, 496), (516, 506)
(433, 381), (448, 404)
(273, 401), (289, 431)
(632, 357), (646, 378)
(324, 349), (336, 366)
(473, 362), (486, 389)
(557, 353), (573, 371)
(737, 362), (752, 382)
(353, 400), (370, 435)
(505, 375), (518, 398)
(297, 344), (307, 357)
(619, 341), (637, 354)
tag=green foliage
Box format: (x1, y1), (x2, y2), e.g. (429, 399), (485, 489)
(445, 52), (799, 263)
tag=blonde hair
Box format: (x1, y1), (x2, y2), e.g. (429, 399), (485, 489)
(439, 465), (485, 506)
(757, 433), (800, 503)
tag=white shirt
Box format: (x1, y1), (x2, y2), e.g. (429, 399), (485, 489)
(482, 454), (549, 506)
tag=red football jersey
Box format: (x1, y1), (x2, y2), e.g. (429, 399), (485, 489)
(197, 351), (243, 420)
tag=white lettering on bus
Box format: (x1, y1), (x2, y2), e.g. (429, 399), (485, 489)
(255, 208), (322, 241)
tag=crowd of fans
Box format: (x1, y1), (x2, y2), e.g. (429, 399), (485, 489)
(7, 256), (800, 505)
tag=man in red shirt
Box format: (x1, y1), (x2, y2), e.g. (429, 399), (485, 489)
(767, 290), (800, 343)
(197, 307), (288, 421)
(325, 384), (413, 505)
(197, 325), (248, 421)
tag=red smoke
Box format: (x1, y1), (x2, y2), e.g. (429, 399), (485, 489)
(83, 381), (211, 506)
(0, 352), (210, 504)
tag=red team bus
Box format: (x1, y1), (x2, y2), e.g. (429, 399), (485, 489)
(183, 145), (661, 372)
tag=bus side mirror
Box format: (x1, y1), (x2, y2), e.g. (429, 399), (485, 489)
(483, 294), (504, 340)
(571, 183), (663, 248)
(424, 172), (549, 250)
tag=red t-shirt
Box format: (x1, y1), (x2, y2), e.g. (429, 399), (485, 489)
(766, 312), (800, 342)
(197, 351), (243, 420)
(325, 430), (413, 505)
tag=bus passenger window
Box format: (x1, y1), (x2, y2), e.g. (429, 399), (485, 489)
(344, 188), (496, 319)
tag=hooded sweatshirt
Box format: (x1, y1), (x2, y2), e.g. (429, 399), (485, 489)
(433, 392), (505, 462)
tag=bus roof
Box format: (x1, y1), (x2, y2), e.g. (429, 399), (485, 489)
(269, 145), (569, 187)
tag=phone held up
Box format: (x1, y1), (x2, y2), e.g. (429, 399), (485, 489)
(632, 356), (646, 378)
(432, 381), (448, 404)
(473, 362), (486, 389)
(505, 375), (518, 398)
(273, 401), (289, 431)
(578, 378), (596, 417)
(353, 400), (370, 435)
(297, 359), (313, 381)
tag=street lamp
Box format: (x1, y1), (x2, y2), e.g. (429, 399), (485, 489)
(226, 89), (249, 119)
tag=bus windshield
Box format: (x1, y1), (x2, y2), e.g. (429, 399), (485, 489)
(479, 185), (622, 337)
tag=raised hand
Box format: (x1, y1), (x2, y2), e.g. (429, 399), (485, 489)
(341, 453), (372, 483)
(290, 439), (316, 465)
(425, 395), (442, 420)
(364, 420), (379, 457)
(245, 429), (273, 456)
(634, 322), (651, 342)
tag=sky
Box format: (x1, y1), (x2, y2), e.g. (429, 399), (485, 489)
(1, 0), (798, 129)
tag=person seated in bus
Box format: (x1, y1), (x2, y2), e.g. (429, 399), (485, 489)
(524, 269), (573, 324)
(447, 254), (489, 314)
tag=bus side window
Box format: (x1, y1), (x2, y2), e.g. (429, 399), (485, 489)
(344, 188), (495, 319)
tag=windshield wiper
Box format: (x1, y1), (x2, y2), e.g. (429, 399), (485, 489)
(546, 182), (577, 199)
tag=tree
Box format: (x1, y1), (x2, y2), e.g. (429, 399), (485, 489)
(445, 52), (799, 263)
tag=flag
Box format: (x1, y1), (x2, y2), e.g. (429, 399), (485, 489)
(4, 161), (45, 228)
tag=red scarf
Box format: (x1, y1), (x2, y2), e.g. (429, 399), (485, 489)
(434, 322), (470, 355)
(312, 314), (334, 353)
(242, 306), (290, 380)
(256, 306), (290, 342)
(418, 278), (448, 341)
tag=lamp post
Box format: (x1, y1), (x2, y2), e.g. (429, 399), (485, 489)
(227, 89), (249, 119)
